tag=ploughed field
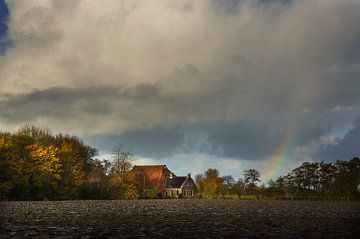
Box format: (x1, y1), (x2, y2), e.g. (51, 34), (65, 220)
(1, 200), (359, 239)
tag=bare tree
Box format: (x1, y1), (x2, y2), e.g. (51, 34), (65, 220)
(111, 146), (133, 176)
(108, 146), (139, 199)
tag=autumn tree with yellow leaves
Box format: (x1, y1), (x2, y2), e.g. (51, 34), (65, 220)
(0, 125), (101, 200)
(195, 168), (223, 199)
(0, 125), (140, 200)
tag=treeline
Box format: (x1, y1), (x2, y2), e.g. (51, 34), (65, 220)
(195, 168), (261, 199)
(1, 126), (359, 201)
(0, 126), (138, 200)
(264, 159), (360, 201)
(195, 158), (360, 201)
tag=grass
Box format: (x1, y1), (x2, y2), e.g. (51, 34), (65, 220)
(194, 194), (260, 200)
(239, 195), (257, 200)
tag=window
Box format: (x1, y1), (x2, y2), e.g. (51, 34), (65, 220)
(183, 190), (187, 197)
(191, 190), (193, 196)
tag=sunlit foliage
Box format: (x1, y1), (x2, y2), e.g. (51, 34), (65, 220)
(196, 168), (223, 198)
(0, 125), (100, 200)
(196, 159), (359, 201)
(1, 125), (358, 201)
(108, 147), (139, 199)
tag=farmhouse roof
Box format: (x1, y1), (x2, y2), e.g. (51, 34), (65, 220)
(132, 165), (174, 190)
(165, 176), (187, 188)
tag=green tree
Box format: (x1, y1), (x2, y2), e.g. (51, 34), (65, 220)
(0, 133), (15, 200)
(244, 168), (260, 194)
(319, 161), (337, 197)
(233, 178), (245, 199)
(333, 158), (360, 200)
(195, 174), (205, 195)
(220, 175), (235, 198)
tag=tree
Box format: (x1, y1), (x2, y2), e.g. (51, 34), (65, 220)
(333, 158), (360, 200)
(195, 168), (223, 198)
(318, 161), (337, 197)
(0, 125), (100, 200)
(0, 133), (15, 200)
(55, 134), (98, 199)
(26, 143), (62, 199)
(195, 174), (205, 195)
(108, 147), (139, 199)
(272, 176), (287, 196)
(220, 175), (235, 198)
(18, 125), (52, 146)
(111, 146), (133, 176)
(82, 159), (110, 199)
(244, 168), (260, 193)
(233, 178), (245, 199)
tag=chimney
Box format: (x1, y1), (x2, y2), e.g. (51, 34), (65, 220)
(187, 173), (191, 178)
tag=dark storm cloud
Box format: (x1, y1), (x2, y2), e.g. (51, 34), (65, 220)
(206, 121), (280, 160)
(0, 86), (120, 121)
(85, 127), (185, 159)
(0, 0), (8, 35)
(85, 119), (332, 161)
(0, 78), (244, 134)
(315, 118), (360, 161)
(0, 78), (240, 123)
(0, 0), (9, 54)
(205, 120), (329, 160)
(209, 0), (293, 15)
(308, 69), (360, 115)
(209, 0), (242, 14)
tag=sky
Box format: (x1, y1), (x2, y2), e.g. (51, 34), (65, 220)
(0, 0), (359, 182)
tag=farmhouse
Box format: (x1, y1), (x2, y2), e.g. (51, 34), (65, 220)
(164, 173), (197, 198)
(132, 165), (197, 198)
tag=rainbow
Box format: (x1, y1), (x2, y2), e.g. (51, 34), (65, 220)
(263, 133), (294, 181)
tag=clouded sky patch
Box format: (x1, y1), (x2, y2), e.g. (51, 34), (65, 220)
(315, 118), (360, 162)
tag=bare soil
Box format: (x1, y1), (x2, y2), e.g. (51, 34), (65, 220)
(0, 200), (359, 238)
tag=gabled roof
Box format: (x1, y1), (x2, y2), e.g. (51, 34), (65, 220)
(132, 165), (173, 190)
(165, 176), (187, 188)
(133, 165), (169, 171)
